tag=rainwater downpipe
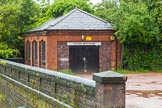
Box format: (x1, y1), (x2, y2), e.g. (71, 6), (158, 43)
(115, 36), (118, 70)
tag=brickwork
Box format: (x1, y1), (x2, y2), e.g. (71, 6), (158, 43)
(93, 71), (126, 108)
(117, 41), (122, 68)
(95, 83), (125, 108)
(57, 42), (69, 70)
(25, 30), (121, 72)
(99, 42), (111, 71)
(111, 40), (116, 70)
(0, 76), (54, 108)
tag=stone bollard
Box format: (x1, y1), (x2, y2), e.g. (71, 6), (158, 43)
(93, 71), (127, 108)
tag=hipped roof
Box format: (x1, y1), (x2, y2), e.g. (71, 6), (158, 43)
(28, 8), (112, 32)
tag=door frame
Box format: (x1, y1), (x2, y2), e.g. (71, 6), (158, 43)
(68, 42), (101, 73)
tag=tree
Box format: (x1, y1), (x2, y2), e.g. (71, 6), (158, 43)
(46, 0), (94, 18)
(0, 42), (19, 58)
(0, 0), (21, 58)
(94, 0), (162, 70)
(0, 0), (41, 58)
(95, 0), (160, 44)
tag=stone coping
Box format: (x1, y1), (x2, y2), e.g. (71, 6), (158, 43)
(93, 71), (127, 84)
(0, 59), (95, 87)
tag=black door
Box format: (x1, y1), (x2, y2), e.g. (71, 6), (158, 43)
(69, 46), (99, 73)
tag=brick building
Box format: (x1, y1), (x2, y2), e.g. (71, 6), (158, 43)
(25, 8), (122, 73)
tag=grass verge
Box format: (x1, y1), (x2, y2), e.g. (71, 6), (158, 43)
(116, 69), (162, 74)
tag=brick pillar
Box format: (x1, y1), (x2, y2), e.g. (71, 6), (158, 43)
(93, 71), (127, 108)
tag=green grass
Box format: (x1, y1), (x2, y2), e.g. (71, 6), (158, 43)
(116, 69), (162, 74)
(0, 93), (6, 102)
(60, 69), (74, 75)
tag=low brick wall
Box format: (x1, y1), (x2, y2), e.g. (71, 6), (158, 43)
(0, 59), (127, 108)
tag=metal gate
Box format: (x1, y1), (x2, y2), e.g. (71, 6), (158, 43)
(69, 46), (99, 73)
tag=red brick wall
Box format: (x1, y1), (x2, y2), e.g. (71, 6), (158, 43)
(99, 42), (111, 71)
(25, 30), (121, 71)
(57, 42), (69, 70)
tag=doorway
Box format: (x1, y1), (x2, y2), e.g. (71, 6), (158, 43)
(69, 46), (99, 73)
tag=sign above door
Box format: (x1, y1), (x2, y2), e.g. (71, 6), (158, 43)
(67, 42), (101, 46)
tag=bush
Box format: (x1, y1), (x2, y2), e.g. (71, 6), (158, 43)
(122, 43), (162, 71)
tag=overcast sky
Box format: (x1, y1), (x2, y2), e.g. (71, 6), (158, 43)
(90, 0), (102, 4)
(35, 0), (102, 5)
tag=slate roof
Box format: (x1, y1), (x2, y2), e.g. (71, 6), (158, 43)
(28, 8), (112, 32)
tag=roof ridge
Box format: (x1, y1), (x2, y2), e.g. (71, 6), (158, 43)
(47, 8), (77, 29)
(75, 8), (109, 23)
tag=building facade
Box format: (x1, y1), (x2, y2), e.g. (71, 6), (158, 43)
(25, 8), (122, 73)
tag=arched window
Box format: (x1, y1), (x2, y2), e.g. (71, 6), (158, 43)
(32, 40), (38, 66)
(26, 41), (30, 62)
(40, 40), (46, 68)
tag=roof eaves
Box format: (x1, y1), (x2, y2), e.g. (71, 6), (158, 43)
(46, 28), (113, 31)
(26, 18), (56, 33)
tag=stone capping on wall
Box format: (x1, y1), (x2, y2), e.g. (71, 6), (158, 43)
(1, 59), (95, 87)
(93, 71), (126, 84)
